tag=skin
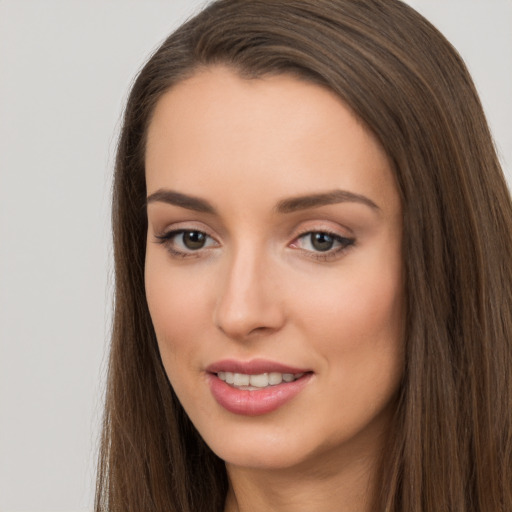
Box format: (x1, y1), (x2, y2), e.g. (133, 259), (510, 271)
(144, 66), (404, 512)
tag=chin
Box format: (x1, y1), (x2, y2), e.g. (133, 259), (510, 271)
(195, 418), (310, 470)
(193, 399), (396, 475)
(217, 441), (312, 472)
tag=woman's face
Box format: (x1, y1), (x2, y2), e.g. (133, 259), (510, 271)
(145, 67), (404, 472)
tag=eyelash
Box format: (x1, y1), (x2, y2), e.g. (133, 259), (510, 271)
(154, 229), (218, 259)
(154, 229), (355, 261)
(292, 230), (355, 261)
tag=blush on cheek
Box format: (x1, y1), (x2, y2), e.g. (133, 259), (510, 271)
(146, 274), (196, 330)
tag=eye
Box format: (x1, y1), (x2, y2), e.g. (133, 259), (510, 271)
(179, 230), (209, 250)
(155, 229), (218, 257)
(291, 231), (354, 258)
(305, 232), (338, 252)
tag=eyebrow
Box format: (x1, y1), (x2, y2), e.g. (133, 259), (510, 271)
(146, 189), (216, 213)
(275, 190), (380, 213)
(146, 188), (380, 214)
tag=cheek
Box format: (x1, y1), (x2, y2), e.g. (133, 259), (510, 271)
(144, 252), (212, 376)
(146, 274), (210, 411)
(294, 260), (403, 346)
(291, 249), (404, 397)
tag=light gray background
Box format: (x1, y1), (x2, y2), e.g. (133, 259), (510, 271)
(0, 1), (510, 511)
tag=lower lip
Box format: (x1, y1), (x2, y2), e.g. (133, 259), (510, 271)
(207, 373), (313, 416)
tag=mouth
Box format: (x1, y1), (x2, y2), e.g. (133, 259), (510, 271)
(206, 360), (313, 416)
(215, 371), (306, 390)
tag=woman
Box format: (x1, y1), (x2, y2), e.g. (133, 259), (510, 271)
(95, 1), (512, 511)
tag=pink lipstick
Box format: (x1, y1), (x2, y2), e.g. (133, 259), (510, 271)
(206, 359), (313, 416)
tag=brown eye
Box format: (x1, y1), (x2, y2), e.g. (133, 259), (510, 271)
(292, 231), (355, 259)
(310, 233), (335, 252)
(155, 229), (217, 257)
(182, 231), (207, 250)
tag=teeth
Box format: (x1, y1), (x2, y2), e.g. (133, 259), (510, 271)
(217, 371), (305, 389)
(268, 372), (283, 385)
(249, 373), (269, 387)
(233, 373), (250, 386)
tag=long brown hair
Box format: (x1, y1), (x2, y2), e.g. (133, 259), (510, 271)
(95, 1), (512, 510)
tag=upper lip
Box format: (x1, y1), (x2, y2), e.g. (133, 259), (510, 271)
(205, 358), (310, 375)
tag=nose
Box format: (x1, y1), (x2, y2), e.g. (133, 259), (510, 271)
(213, 247), (285, 340)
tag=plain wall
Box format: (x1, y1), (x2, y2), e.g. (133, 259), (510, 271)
(0, 1), (510, 511)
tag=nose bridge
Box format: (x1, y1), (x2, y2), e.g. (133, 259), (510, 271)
(214, 239), (283, 339)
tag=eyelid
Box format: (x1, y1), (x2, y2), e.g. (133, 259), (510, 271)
(152, 221), (355, 261)
(288, 219), (353, 243)
(152, 218), (217, 234)
(153, 224), (220, 259)
(154, 228), (217, 245)
(291, 229), (354, 247)
(289, 225), (356, 261)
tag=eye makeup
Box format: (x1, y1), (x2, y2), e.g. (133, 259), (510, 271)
(154, 227), (355, 262)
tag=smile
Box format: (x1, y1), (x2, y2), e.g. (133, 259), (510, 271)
(216, 371), (305, 389)
(206, 360), (313, 416)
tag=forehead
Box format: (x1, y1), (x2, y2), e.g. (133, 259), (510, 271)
(145, 66), (399, 216)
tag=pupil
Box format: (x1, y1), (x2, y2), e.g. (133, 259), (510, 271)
(311, 233), (334, 251)
(183, 231), (206, 249)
